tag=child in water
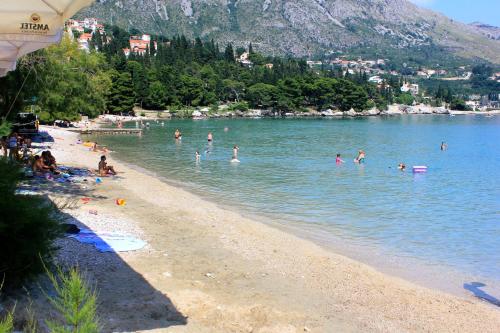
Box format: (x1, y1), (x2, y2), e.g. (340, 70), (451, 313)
(336, 154), (344, 164)
(195, 150), (200, 162)
(354, 150), (365, 163)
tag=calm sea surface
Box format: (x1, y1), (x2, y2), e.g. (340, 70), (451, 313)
(90, 115), (500, 293)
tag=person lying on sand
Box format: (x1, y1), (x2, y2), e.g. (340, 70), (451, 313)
(98, 155), (117, 176)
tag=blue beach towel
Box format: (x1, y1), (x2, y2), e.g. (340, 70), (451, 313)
(68, 229), (146, 252)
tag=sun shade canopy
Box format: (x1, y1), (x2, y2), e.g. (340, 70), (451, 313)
(0, 0), (95, 76)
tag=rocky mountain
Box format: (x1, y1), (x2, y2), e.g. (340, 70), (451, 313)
(77, 0), (500, 64)
(469, 22), (500, 41)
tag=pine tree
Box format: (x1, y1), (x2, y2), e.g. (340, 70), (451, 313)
(108, 71), (135, 114)
(45, 267), (99, 333)
(224, 43), (235, 62)
(149, 38), (156, 57)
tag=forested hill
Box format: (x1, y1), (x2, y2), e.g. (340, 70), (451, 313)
(78, 0), (500, 65)
(1, 25), (491, 123)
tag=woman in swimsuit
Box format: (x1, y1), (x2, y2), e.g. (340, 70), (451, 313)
(355, 150), (365, 163)
(174, 129), (182, 140)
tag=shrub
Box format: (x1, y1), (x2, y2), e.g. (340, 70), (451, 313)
(228, 101), (249, 112)
(0, 121), (11, 137)
(0, 161), (62, 287)
(0, 267), (100, 333)
(45, 267), (99, 333)
(0, 311), (14, 333)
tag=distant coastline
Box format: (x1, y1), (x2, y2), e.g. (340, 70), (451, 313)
(128, 104), (500, 121)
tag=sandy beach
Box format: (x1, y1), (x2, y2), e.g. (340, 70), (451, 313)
(21, 126), (500, 332)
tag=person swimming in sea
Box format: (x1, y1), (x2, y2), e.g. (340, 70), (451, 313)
(231, 145), (240, 163)
(207, 131), (213, 142)
(174, 129), (182, 140)
(354, 150), (365, 163)
(336, 153), (345, 164)
(398, 163), (406, 171)
(441, 141), (447, 151)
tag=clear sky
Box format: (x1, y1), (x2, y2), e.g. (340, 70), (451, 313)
(409, 0), (500, 26)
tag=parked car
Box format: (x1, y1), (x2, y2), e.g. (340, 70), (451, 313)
(13, 113), (38, 136)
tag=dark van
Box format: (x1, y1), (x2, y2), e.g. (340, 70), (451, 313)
(13, 113), (39, 136)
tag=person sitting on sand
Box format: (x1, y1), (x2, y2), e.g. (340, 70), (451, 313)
(42, 151), (58, 169)
(34, 154), (59, 174)
(174, 129), (182, 140)
(8, 132), (18, 161)
(398, 163), (406, 171)
(33, 155), (50, 173)
(336, 154), (345, 164)
(354, 150), (365, 164)
(0, 136), (8, 158)
(98, 155), (116, 176)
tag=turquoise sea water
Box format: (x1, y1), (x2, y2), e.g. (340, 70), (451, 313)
(90, 115), (500, 291)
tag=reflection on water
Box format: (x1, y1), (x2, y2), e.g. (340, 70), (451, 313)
(90, 116), (500, 284)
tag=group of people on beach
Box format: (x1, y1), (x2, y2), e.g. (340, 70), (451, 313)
(1, 132), (32, 162)
(32, 151), (59, 174)
(1, 131), (60, 176)
(2, 129), (118, 180)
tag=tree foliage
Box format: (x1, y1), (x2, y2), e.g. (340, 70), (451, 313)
(5, 25), (486, 121)
(0, 160), (62, 287)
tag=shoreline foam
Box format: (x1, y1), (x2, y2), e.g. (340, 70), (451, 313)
(34, 125), (500, 332)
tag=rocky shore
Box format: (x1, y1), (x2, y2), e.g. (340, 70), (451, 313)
(135, 104), (499, 120)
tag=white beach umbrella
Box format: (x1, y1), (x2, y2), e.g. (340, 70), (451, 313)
(0, 0), (95, 76)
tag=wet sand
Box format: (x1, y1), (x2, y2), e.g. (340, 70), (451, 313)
(29, 126), (500, 332)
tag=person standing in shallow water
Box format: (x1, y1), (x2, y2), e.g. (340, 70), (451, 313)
(441, 141), (448, 151)
(207, 132), (213, 142)
(231, 145), (240, 163)
(355, 150), (365, 164)
(174, 129), (181, 140)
